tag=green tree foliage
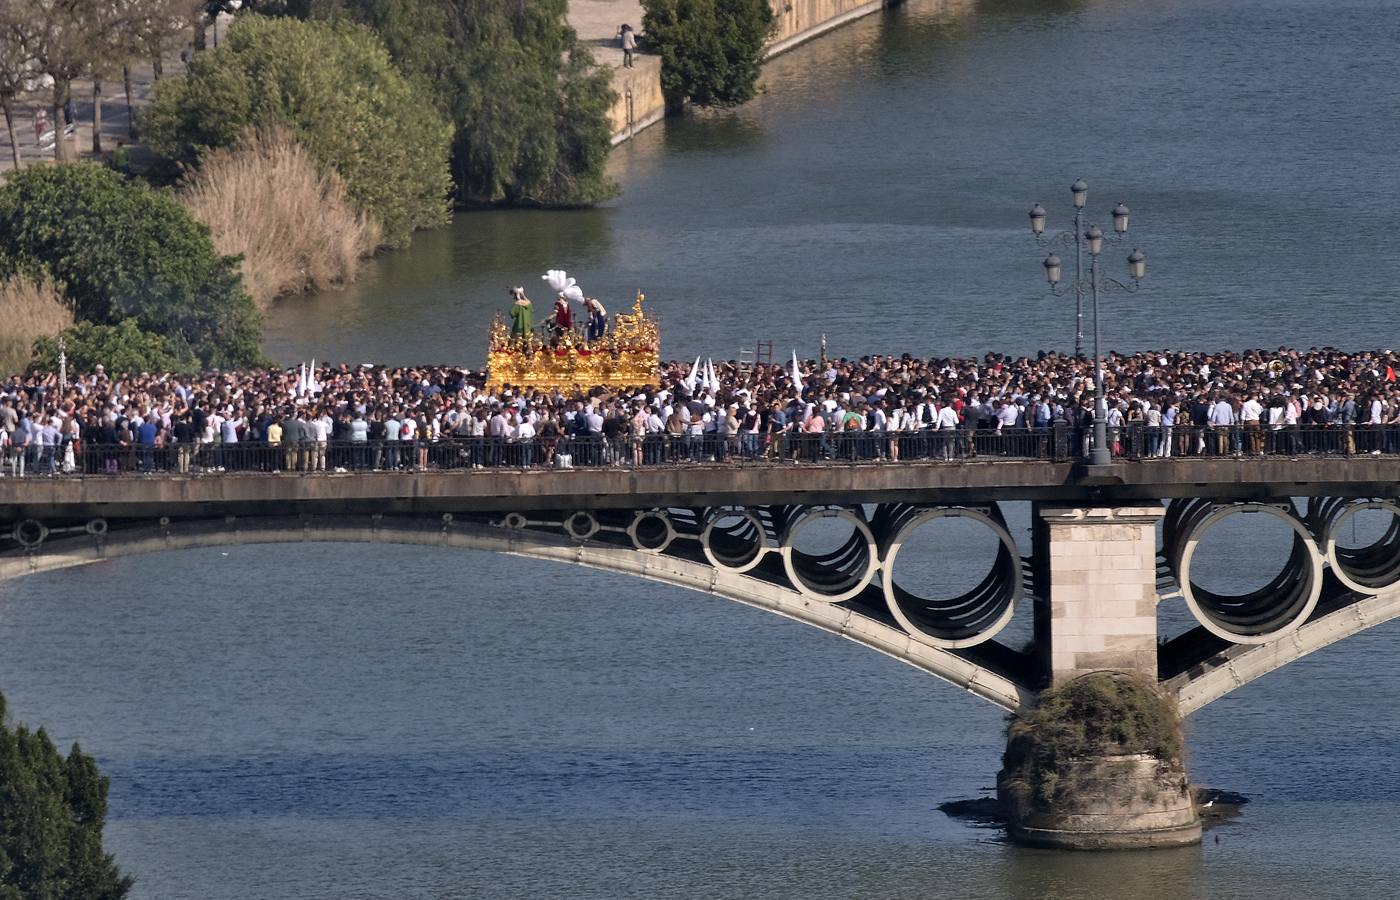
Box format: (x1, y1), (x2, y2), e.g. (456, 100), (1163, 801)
(142, 15), (452, 245)
(0, 692), (133, 899)
(642, 0), (775, 110)
(0, 163), (261, 370)
(302, 0), (616, 206)
(31, 321), (202, 375)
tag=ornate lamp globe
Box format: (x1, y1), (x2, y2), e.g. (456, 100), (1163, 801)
(1128, 248), (1147, 280)
(1029, 204), (1048, 235)
(1085, 225), (1104, 255)
(1112, 202), (1130, 234)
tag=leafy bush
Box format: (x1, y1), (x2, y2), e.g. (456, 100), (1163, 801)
(303, 0), (616, 207)
(32, 320), (201, 375)
(0, 272), (72, 377)
(0, 164), (261, 370)
(1001, 673), (1184, 807)
(181, 127), (383, 306)
(143, 15), (452, 246)
(0, 692), (133, 898)
(643, 0), (775, 110)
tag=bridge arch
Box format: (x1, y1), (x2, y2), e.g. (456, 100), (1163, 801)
(1166, 584), (1400, 714)
(0, 515), (1035, 715)
(1165, 499), (1323, 644)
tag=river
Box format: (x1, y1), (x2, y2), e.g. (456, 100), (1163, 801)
(6, 0), (1400, 897)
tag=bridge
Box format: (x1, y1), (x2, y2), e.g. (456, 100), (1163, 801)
(6, 452), (1400, 848)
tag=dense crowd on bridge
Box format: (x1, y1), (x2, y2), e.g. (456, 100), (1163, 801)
(4, 347), (1400, 475)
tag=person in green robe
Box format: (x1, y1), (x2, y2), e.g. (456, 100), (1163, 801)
(508, 287), (533, 338)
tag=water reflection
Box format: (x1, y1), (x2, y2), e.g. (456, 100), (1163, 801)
(660, 108), (769, 155)
(1000, 845), (1205, 899)
(263, 207), (616, 365)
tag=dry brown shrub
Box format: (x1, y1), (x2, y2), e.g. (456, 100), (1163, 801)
(0, 272), (73, 376)
(181, 127), (382, 307)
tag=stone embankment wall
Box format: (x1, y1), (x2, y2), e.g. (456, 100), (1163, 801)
(608, 0), (895, 144)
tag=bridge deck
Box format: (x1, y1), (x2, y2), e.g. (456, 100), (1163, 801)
(3, 457), (1399, 519)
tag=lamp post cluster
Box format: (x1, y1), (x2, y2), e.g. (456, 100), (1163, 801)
(1027, 179), (1147, 466)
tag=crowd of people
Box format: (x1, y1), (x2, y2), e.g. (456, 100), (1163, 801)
(4, 346), (1400, 476)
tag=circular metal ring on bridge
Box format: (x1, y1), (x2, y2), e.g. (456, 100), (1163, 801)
(700, 508), (769, 574)
(880, 506), (1022, 649)
(85, 518), (108, 536)
(441, 513), (454, 525)
(779, 507), (877, 603)
(13, 519), (48, 548)
(501, 512), (528, 530)
(159, 516), (171, 527)
(564, 511), (600, 541)
(1323, 499), (1400, 594)
(1175, 502), (1322, 644)
(628, 511), (676, 554)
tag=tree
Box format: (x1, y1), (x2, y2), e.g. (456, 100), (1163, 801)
(0, 163), (263, 369)
(32, 319), (201, 374)
(303, 0), (617, 207)
(0, 692), (133, 899)
(143, 15), (451, 245)
(101, 1), (195, 149)
(1, 1), (136, 162)
(642, 0), (774, 112)
(0, 8), (39, 169)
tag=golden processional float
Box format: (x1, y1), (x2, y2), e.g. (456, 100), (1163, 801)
(486, 270), (660, 393)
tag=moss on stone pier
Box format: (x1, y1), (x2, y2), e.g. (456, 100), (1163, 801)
(998, 672), (1199, 849)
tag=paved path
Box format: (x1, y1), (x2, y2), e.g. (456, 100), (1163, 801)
(569, 0), (645, 67)
(1, 14), (237, 176)
(566, 0), (665, 139)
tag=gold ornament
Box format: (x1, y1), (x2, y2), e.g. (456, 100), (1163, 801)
(487, 291), (660, 393)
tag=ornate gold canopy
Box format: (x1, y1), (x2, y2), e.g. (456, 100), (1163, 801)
(486, 292), (660, 393)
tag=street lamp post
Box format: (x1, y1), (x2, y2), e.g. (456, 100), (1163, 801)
(1027, 180), (1147, 466)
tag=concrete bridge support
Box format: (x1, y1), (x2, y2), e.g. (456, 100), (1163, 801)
(1006, 505), (1200, 850)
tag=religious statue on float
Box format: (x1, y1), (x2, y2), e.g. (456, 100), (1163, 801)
(487, 269), (660, 392)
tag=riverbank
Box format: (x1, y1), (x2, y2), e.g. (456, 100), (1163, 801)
(588, 0), (900, 144)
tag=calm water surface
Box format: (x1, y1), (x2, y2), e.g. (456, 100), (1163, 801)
(8, 0), (1400, 896)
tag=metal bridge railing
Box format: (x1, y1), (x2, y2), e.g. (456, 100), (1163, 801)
(1, 426), (1396, 477)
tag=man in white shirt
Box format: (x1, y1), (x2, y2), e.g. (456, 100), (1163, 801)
(1240, 392), (1263, 455)
(306, 414), (328, 471)
(936, 403), (960, 460)
(513, 411), (536, 467)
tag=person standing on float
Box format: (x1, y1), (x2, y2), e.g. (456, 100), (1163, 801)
(551, 293), (573, 340)
(585, 297), (607, 341)
(508, 287), (533, 339)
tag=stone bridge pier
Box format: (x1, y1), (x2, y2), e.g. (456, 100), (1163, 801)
(1014, 505), (1201, 850)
